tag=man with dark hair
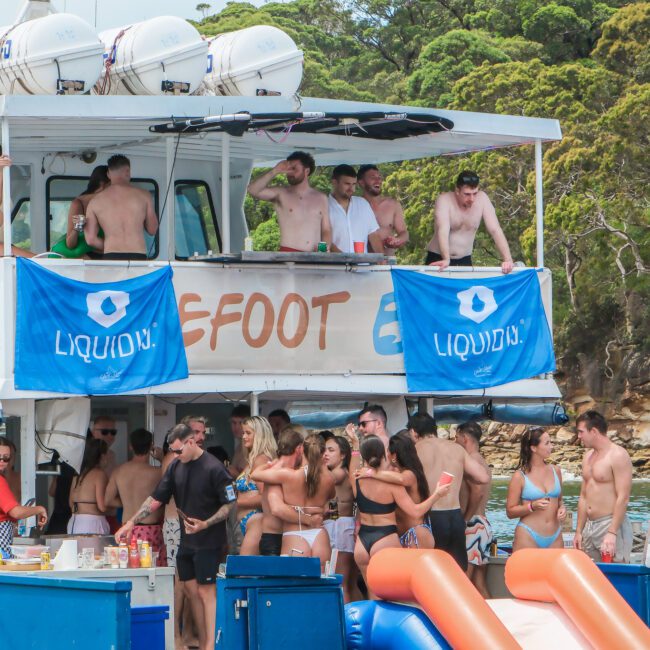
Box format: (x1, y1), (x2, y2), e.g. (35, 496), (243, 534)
(329, 164), (383, 254)
(247, 150), (332, 252)
(105, 428), (166, 565)
(574, 410), (633, 563)
(268, 409), (291, 440)
(357, 404), (389, 449)
(410, 412), (490, 571)
(455, 421), (492, 597)
(425, 170), (513, 273)
(357, 164), (409, 256)
(85, 153), (158, 260)
(116, 423), (235, 650)
(226, 403), (251, 555)
(89, 415), (119, 476)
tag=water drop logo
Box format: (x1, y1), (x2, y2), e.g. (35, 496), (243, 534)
(86, 290), (130, 328)
(457, 286), (497, 324)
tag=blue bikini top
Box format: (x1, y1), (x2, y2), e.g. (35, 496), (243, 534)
(235, 472), (257, 493)
(520, 468), (561, 500)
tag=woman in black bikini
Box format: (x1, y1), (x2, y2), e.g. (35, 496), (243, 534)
(68, 438), (110, 535)
(351, 435), (450, 587)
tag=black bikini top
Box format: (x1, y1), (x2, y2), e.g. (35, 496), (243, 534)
(356, 479), (396, 515)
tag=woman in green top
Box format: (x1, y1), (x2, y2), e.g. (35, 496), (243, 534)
(52, 165), (109, 258)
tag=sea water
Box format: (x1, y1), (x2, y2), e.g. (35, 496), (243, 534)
(487, 479), (650, 542)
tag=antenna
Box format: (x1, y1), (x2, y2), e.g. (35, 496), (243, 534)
(13, 1), (56, 25)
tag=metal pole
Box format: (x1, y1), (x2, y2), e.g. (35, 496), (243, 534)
(2, 118), (11, 257)
(221, 133), (231, 254)
(535, 139), (544, 268)
(249, 393), (259, 416)
(165, 136), (176, 260)
(21, 399), (36, 527)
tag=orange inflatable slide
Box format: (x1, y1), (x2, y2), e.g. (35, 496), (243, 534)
(366, 548), (650, 650)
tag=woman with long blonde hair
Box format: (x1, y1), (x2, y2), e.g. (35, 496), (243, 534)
(237, 416), (277, 555)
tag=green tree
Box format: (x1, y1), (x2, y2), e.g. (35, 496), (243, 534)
(592, 3), (650, 82)
(196, 3), (212, 20)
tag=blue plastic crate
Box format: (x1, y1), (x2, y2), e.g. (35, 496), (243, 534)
(131, 605), (169, 650)
(597, 563), (650, 625)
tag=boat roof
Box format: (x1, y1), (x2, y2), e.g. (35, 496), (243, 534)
(0, 95), (562, 165)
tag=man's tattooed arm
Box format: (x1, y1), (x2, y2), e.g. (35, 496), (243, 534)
(131, 496), (162, 524)
(204, 502), (235, 528)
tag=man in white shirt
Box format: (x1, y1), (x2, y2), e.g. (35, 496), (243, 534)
(328, 165), (384, 254)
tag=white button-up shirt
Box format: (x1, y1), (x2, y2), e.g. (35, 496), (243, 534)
(328, 195), (380, 253)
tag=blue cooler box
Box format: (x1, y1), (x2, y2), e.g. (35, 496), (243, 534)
(131, 605), (169, 650)
(597, 562), (650, 625)
(216, 555), (345, 650)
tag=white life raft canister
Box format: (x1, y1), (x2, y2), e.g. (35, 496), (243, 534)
(96, 16), (208, 96)
(0, 13), (104, 95)
(203, 25), (303, 97)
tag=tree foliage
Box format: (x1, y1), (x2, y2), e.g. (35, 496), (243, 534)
(195, 1), (649, 373)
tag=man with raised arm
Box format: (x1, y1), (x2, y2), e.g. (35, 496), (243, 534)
(247, 151), (332, 252)
(329, 164), (384, 254)
(409, 412), (490, 571)
(357, 164), (409, 256)
(85, 154), (158, 260)
(425, 171), (513, 273)
(105, 428), (165, 564)
(115, 423), (236, 650)
(455, 421), (493, 597)
(573, 410), (633, 563)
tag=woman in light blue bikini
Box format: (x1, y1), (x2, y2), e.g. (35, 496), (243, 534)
(506, 427), (567, 551)
(236, 416), (277, 555)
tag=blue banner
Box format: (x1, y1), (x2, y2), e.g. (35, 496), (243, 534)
(15, 260), (189, 394)
(391, 269), (555, 392)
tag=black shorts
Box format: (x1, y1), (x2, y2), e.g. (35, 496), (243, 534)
(425, 251), (473, 267)
(259, 532), (283, 556)
(428, 509), (468, 571)
(102, 252), (148, 261)
(176, 546), (220, 585)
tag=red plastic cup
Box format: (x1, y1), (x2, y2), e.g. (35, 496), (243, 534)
(353, 241), (365, 254)
(439, 471), (454, 486)
(600, 551), (613, 563)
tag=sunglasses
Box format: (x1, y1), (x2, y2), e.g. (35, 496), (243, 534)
(0, 455), (11, 462)
(97, 428), (118, 436)
(170, 440), (192, 455)
(358, 419), (378, 428)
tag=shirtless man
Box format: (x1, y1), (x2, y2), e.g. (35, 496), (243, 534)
(105, 428), (165, 564)
(409, 412), (490, 571)
(425, 171), (513, 273)
(226, 404), (250, 556)
(329, 164), (384, 254)
(357, 164), (409, 256)
(247, 151), (332, 252)
(355, 404), (391, 450)
(85, 154), (158, 259)
(456, 422), (493, 597)
(573, 410), (633, 563)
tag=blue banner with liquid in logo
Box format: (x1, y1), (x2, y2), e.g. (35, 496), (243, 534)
(15, 259), (189, 394)
(391, 268), (555, 392)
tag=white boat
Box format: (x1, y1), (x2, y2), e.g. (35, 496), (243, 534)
(0, 91), (562, 494)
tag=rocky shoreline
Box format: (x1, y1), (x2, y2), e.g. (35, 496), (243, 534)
(439, 390), (650, 478)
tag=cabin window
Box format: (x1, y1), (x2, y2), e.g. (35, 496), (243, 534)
(174, 181), (221, 259)
(8, 164), (32, 255)
(46, 176), (159, 256)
